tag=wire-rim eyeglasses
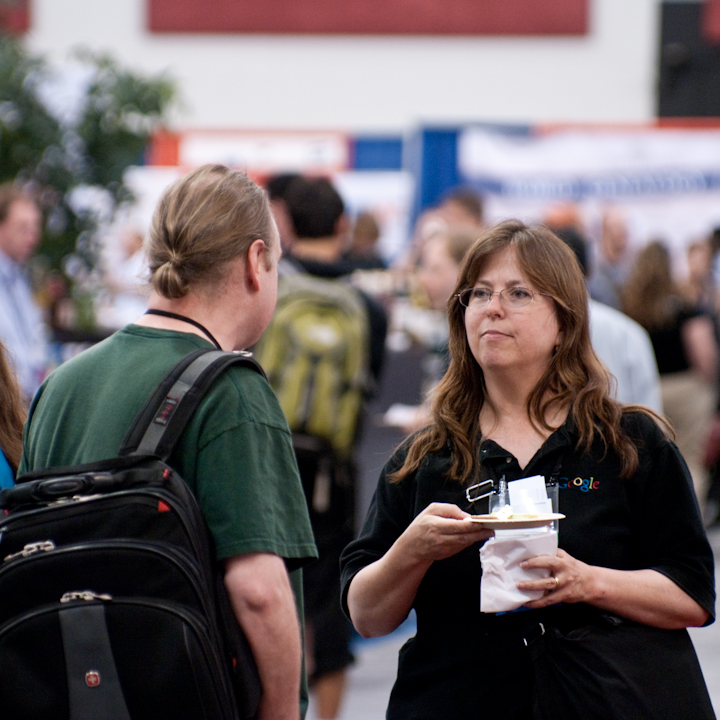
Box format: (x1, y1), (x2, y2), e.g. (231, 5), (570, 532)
(455, 286), (551, 310)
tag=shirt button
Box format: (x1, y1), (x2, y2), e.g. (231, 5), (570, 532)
(506, 457), (512, 463)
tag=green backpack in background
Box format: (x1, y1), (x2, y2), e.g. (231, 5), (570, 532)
(254, 272), (371, 460)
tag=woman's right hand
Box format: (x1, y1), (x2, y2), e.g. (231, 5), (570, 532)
(400, 502), (494, 564)
(348, 502), (493, 638)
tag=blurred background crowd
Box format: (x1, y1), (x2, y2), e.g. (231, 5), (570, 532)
(5, 1), (720, 715)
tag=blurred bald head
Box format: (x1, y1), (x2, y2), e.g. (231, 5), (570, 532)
(600, 207), (628, 265)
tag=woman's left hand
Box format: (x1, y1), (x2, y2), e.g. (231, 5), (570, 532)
(518, 548), (596, 608)
(515, 549), (709, 627)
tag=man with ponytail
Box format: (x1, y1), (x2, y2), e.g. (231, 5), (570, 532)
(20, 165), (318, 720)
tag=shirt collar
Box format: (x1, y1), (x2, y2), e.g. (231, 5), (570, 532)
(0, 248), (22, 280)
(478, 414), (576, 472)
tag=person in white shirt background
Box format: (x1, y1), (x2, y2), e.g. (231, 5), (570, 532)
(550, 224), (662, 413)
(0, 184), (50, 403)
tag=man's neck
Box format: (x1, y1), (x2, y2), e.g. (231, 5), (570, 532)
(291, 236), (341, 263)
(135, 288), (248, 352)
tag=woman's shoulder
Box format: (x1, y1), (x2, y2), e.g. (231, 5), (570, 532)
(619, 407), (670, 448)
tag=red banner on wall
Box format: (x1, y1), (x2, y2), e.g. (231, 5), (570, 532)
(0, 0), (29, 34)
(703, 0), (720, 44)
(148, 0), (588, 36)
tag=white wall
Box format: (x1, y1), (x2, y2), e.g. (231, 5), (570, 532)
(26, 0), (663, 132)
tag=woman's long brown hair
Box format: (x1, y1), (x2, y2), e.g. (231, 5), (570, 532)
(0, 340), (27, 473)
(389, 220), (663, 484)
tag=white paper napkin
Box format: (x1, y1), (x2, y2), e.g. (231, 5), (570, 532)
(480, 531), (558, 613)
(508, 475), (554, 515)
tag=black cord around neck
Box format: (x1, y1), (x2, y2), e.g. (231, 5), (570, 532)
(144, 309), (222, 350)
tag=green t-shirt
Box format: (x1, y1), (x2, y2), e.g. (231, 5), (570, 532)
(21, 325), (318, 712)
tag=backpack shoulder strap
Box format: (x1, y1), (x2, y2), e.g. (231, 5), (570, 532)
(119, 348), (267, 461)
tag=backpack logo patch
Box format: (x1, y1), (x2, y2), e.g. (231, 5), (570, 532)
(85, 671), (101, 687)
(154, 397), (178, 426)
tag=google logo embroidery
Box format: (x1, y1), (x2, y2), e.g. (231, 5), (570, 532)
(558, 477), (600, 492)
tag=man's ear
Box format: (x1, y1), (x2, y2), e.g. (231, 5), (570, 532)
(245, 239), (266, 291)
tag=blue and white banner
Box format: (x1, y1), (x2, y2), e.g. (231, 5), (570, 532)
(457, 126), (720, 259)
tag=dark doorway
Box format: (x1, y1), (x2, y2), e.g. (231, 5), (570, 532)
(659, 1), (720, 116)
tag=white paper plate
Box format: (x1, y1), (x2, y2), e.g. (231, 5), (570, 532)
(468, 513), (565, 529)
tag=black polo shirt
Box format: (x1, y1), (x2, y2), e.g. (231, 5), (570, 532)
(340, 412), (715, 720)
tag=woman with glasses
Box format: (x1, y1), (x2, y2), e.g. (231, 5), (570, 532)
(340, 220), (714, 719)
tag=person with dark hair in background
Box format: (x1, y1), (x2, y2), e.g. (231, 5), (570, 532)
(258, 175), (387, 720)
(342, 210), (387, 271)
(680, 239), (717, 315)
(266, 173), (302, 254)
(0, 338), (26, 489)
(21, 165), (318, 720)
(0, 183), (49, 402)
(282, 177), (387, 381)
(283, 177), (361, 271)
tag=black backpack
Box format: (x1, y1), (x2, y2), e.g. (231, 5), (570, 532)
(0, 348), (265, 720)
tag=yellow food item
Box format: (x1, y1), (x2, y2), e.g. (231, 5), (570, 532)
(487, 506), (541, 520)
